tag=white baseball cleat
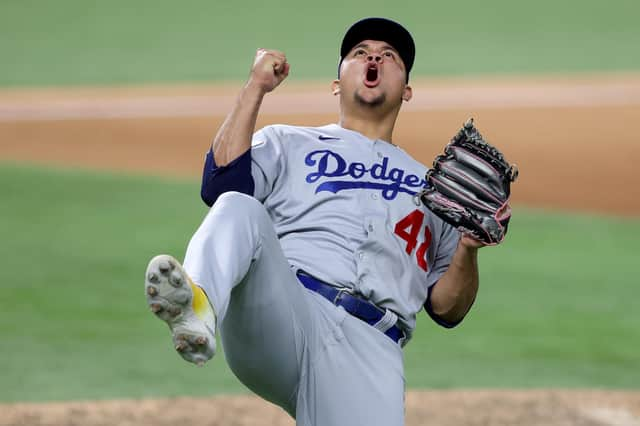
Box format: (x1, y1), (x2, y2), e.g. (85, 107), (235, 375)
(145, 254), (217, 366)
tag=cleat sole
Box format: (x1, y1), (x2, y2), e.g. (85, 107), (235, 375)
(144, 255), (216, 365)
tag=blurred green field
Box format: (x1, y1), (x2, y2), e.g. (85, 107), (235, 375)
(1, 0), (639, 86)
(1, 163), (638, 402)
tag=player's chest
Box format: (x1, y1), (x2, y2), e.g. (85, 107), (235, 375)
(287, 141), (427, 207)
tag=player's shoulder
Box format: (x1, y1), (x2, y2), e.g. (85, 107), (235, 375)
(257, 123), (342, 143)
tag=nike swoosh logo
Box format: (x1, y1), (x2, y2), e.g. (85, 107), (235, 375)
(318, 135), (341, 141)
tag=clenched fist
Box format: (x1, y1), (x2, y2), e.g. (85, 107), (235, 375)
(248, 48), (290, 94)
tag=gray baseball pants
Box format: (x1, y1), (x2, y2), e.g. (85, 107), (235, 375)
(183, 192), (405, 425)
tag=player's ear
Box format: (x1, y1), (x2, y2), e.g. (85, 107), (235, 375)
(331, 80), (341, 96)
(402, 85), (412, 102)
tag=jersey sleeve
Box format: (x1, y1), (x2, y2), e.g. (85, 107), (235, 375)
(200, 148), (254, 207)
(426, 222), (460, 288)
(200, 126), (285, 206)
(424, 223), (464, 328)
(250, 126), (286, 203)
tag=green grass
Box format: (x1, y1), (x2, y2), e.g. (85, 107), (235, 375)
(405, 211), (640, 388)
(0, 0), (639, 87)
(0, 164), (244, 402)
(0, 163), (638, 402)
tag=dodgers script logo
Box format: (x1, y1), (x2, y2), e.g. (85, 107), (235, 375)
(304, 150), (427, 200)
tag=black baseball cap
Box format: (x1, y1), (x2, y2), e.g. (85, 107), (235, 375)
(339, 17), (416, 82)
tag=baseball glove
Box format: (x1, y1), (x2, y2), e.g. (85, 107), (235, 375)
(420, 118), (518, 245)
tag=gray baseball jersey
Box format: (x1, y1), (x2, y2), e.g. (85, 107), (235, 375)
(182, 123), (460, 424)
(250, 123), (460, 338)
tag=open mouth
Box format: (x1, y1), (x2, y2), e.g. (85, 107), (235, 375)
(364, 65), (380, 88)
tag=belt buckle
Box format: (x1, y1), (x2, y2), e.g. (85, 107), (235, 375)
(332, 287), (354, 304)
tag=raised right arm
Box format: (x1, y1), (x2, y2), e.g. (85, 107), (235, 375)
(212, 49), (290, 166)
(201, 49), (289, 206)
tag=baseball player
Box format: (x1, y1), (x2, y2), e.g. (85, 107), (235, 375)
(145, 17), (487, 425)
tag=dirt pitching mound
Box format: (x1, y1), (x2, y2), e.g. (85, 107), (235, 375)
(2, 390), (640, 426)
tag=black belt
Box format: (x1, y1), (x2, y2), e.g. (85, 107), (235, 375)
(296, 270), (406, 345)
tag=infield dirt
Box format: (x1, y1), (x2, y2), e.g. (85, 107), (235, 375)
(3, 390), (640, 426)
(1, 74), (639, 216)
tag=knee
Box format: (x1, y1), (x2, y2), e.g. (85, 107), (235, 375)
(210, 191), (267, 221)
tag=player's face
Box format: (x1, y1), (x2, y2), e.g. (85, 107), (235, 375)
(336, 40), (411, 109)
